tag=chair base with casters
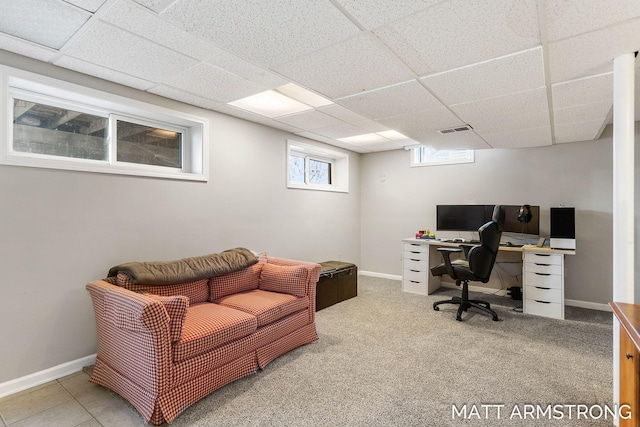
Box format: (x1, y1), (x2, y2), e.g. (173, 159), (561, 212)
(433, 279), (499, 321)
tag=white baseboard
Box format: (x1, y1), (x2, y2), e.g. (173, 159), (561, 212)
(565, 299), (612, 312)
(358, 271), (402, 281)
(0, 354), (96, 399)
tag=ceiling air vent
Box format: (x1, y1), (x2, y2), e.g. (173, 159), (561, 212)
(437, 125), (473, 135)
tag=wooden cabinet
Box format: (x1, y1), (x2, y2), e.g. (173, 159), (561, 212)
(523, 252), (565, 319)
(611, 302), (640, 426)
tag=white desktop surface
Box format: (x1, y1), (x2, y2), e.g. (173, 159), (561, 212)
(402, 238), (576, 256)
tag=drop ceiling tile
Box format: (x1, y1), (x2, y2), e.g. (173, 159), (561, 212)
(0, 0), (91, 49)
(213, 104), (274, 125)
(312, 123), (370, 140)
(544, 0), (640, 42)
(64, 0), (107, 12)
(421, 48), (545, 105)
(64, 21), (198, 82)
(131, 0), (172, 13)
(161, 0), (360, 66)
(100, 0), (223, 61)
(148, 85), (222, 109)
(161, 62), (267, 103)
(208, 52), (289, 89)
(548, 19), (640, 83)
(54, 55), (156, 90)
(317, 104), (369, 124)
(553, 102), (612, 125)
(554, 120), (605, 144)
(451, 87), (550, 135)
(352, 120), (389, 133)
(295, 131), (371, 153)
(336, 80), (443, 119)
(274, 33), (414, 99)
(376, 108), (491, 149)
(274, 110), (346, 131)
(262, 120), (303, 134)
(374, 0), (539, 75)
(334, 0), (439, 29)
(552, 73), (613, 109)
(357, 140), (406, 152)
(482, 126), (552, 149)
(0, 33), (58, 62)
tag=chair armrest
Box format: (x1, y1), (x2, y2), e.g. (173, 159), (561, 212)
(436, 247), (462, 279)
(459, 244), (475, 258)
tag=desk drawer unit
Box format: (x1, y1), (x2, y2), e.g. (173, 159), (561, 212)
(523, 252), (565, 319)
(402, 242), (429, 295)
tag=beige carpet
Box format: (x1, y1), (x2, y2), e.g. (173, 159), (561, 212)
(93, 276), (615, 426)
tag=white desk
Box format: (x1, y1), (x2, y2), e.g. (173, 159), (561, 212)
(401, 238), (576, 319)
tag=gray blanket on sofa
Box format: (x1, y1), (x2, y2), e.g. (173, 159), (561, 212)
(107, 247), (258, 285)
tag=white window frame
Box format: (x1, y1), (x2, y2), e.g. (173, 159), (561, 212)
(286, 139), (348, 193)
(410, 146), (474, 167)
(0, 66), (208, 181)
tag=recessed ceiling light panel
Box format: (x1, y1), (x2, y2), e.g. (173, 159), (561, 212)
(228, 90), (312, 118)
(276, 83), (333, 107)
(338, 133), (389, 144)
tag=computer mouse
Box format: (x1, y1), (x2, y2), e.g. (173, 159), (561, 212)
(506, 241), (513, 246)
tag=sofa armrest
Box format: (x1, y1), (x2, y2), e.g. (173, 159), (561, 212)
(86, 280), (174, 395)
(265, 257), (322, 287)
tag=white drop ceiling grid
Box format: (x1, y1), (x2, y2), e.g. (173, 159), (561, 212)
(0, 0), (639, 154)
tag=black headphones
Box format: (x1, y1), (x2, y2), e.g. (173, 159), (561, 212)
(517, 205), (532, 223)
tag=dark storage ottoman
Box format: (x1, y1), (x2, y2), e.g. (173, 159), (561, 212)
(316, 261), (357, 311)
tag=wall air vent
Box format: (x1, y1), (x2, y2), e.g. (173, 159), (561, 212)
(437, 125), (473, 135)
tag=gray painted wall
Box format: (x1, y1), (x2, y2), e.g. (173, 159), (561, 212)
(359, 130), (637, 307)
(0, 53), (361, 383)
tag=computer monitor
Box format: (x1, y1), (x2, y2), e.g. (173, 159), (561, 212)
(436, 205), (487, 232)
(501, 205), (540, 236)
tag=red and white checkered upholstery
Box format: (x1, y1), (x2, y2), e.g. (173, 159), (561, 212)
(172, 303), (257, 363)
(117, 272), (209, 304)
(209, 263), (262, 301)
(86, 256), (321, 425)
(144, 294), (189, 342)
(214, 289), (309, 327)
(259, 263), (309, 297)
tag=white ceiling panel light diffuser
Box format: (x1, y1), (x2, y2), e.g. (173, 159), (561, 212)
(228, 84), (333, 118)
(338, 130), (408, 144)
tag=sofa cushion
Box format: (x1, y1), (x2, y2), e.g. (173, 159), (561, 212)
(215, 289), (309, 327)
(259, 263), (308, 297)
(145, 294), (188, 342)
(117, 273), (209, 304)
(209, 263), (262, 301)
(173, 303), (257, 362)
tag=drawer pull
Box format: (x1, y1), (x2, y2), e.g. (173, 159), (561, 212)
(410, 251), (421, 254)
(534, 263), (551, 266)
(534, 273), (551, 276)
(410, 269), (419, 272)
(534, 300), (551, 304)
(534, 254), (551, 257)
(410, 244), (420, 247)
(410, 259), (420, 262)
(627, 353), (634, 360)
(535, 286), (551, 290)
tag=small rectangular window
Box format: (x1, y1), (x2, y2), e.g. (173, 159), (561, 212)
(411, 146), (474, 167)
(13, 98), (108, 161)
(286, 140), (348, 193)
(1, 67), (208, 181)
(116, 120), (183, 169)
(309, 158), (331, 185)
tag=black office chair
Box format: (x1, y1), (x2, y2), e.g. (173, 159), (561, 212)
(431, 205), (505, 321)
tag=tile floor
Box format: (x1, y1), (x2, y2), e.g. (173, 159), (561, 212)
(0, 370), (145, 427)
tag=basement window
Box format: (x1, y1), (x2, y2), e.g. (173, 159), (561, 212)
(1, 67), (208, 181)
(287, 139), (348, 192)
(411, 146), (474, 167)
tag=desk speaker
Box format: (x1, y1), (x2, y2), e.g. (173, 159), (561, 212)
(550, 207), (575, 250)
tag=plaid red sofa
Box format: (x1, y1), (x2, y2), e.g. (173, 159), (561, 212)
(86, 255), (321, 425)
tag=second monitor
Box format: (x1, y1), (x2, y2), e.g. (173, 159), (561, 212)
(436, 204), (540, 236)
